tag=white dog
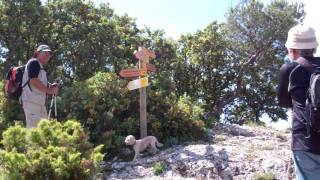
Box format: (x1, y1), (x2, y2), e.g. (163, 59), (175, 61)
(124, 135), (163, 161)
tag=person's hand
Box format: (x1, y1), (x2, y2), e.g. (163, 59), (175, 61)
(49, 83), (57, 88)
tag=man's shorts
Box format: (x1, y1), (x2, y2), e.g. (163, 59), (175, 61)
(22, 101), (47, 129)
(293, 150), (320, 180)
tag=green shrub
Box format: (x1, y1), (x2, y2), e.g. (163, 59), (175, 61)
(61, 73), (130, 136)
(0, 119), (104, 179)
(101, 130), (125, 157)
(60, 72), (208, 160)
(0, 81), (25, 141)
(254, 172), (276, 180)
(150, 94), (207, 142)
(60, 72), (138, 159)
(153, 162), (165, 175)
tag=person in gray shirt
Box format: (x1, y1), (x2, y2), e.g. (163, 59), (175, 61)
(22, 44), (59, 128)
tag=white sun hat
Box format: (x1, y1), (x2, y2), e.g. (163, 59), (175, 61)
(285, 25), (318, 49)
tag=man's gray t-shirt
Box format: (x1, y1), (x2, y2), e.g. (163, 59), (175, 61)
(21, 58), (47, 105)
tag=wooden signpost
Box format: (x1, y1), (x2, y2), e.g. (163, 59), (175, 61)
(119, 68), (148, 78)
(119, 47), (156, 138)
(127, 77), (148, 91)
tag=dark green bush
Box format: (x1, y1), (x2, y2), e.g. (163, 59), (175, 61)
(0, 81), (25, 141)
(61, 72), (131, 140)
(0, 119), (104, 179)
(58, 72), (208, 159)
(60, 72), (134, 157)
(149, 94), (207, 142)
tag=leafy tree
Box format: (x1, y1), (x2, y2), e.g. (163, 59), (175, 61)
(176, 22), (231, 113)
(0, 0), (143, 82)
(0, 0), (47, 75)
(141, 28), (178, 99)
(45, 0), (118, 81)
(174, 0), (299, 123)
(221, 0), (299, 123)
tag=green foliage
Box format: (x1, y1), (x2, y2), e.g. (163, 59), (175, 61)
(0, 0), (301, 161)
(0, 0), (142, 82)
(61, 72), (207, 158)
(153, 162), (165, 175)
(221, 0), (298, 123)
(0, 81), (8, 139)
(254, 172), (276, 180)
(150, 94), (207, 142)
(0, 0), (46, 72)
(1, 122), (27, 152)
(175, 0), (298, 124)
(0, 119), (104, 179)
(45, 0), (121, 81)
(100, 130), (125, 157)
(61, 72), (130, 144)
(0, 81), (24, 141)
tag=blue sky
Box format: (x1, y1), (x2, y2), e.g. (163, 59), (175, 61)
(302, 0), (320, 57)
(91, 0), (320, 42)
(92, 0), (270, 39)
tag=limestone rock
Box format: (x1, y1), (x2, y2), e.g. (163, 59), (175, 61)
(103, 124), (293, 180)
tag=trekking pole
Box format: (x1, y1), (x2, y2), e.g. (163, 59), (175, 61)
(54, 94), (57, 118)
(48, 79), (62, 120)
(48, 95), (56, 119)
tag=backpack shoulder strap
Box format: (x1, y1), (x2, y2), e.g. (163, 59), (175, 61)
(22, 79), (30, 88)
(296, 57), (317, 73)
(288, 63), (302, 91)
(23, 61), (32, 91)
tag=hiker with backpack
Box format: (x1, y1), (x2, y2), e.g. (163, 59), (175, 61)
(21, 45), (59, 128)
(277, 25), (320, 179)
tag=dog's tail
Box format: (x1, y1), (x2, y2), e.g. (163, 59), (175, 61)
(156, 140), (163, 147)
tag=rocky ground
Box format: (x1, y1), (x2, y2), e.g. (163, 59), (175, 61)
(100, 124), (294, 180)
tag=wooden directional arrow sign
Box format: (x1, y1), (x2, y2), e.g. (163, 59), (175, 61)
(119, 68), (148, 78)
(127, 77), (148, 90)
(146, 63), (156, 72)
(134, 47), (156, 64)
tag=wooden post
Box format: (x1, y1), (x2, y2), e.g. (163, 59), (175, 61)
(120, 47), (156, 139)
(139, 59), (147, 138)
(139, 87), (147, 138)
